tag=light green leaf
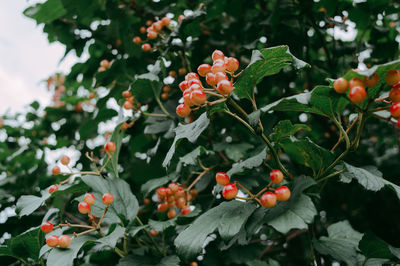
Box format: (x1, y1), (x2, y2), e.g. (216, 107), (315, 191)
(270, 120), (311, 143)
(179, 146), (215, 166)
(97, 225), (125, 248)
(227, 148), (266, 176)
(117, 255), (180, 266)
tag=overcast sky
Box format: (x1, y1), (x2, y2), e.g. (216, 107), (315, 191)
(0, 0), (77, 115)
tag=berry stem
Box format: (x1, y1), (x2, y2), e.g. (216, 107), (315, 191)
(254, 182), (273, 198)
(98, 153), (113, 174)
(73, 228), (96, 237)
(135, 216), (163, 255)
(331, 115), (359, 152)
(259, 133), (290, 177)
(186, 165), (215, 192)
(317, 168), (346, 183)
(142, 112), (169, 117)
(151, 82), (175, 120)
(54, 223), (94, 230)
(96, 206), (109, 229)
(234, 181), (254, 198)
(331, 114), (350, 149)
(204, 91), (225, 98)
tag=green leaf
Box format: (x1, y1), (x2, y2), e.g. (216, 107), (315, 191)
(310, 86), (349, 117)
(179, 146), (215, 166)
(140, 173), (177, 196)
(148, 219), (176, 232)
(359, 233), (394, 259)
(105, 122), (125, 178)
(270, 120), (311, 143)
(234, 45), (309, 99)
(79, 108), (118, 139)
(174, 201), (257, 260)
(163, 113), (210, 167)
(246, 259), (280, 266)
(227, 148), (266, 176)
(280, 137), (334, 173)
(24, 0), (66, 24)
(313, 221), (363, 265)
(224, 143), (254, 161)
(81, 175), (139, 224)
(131, 73), (160, 102)
(144, 116), (174, 135)
(97, 225), (125, 248)
(118, 255), (180, 266)
(340, 163), (400, 200)
(46, 235), (94, 266)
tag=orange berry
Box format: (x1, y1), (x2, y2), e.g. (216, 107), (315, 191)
(197, 64), (212, 77)
(212, 50), (224, 61)
(147, 31), (157, 39)
(226, 57), (239, 72)
(260, 192), (277, 208)
(133, 36), (141, 44)
(102, 193), (114, 205)
(142, 43), (151, 51)
(60, 155), (70, 165)
(333, 77), (348, 93)
(216, 172), (230, 186)
(222, 183), (238, 200)
(104, 141), (116, 153)
(83, 193), (95, 205)
(46, 235), (59, 248)
(181, 206), (191, 216)
(48, 185), (58, 194)
(364, 73), (379, 88)
(217, 80), (234, 95)
(386, 70), (400, 86)
(58, 235), (71, 248)
(391, 102), (400, 118)
(52, 166), (60, 175)
(348, 77), (364, 89)
(176, 103), (191, 117)
(275, 186), (291, 201)
(389, 84), (400, 102)
(270, 169), (284, 184)
(167, 208), (177, 219)
(349, 86), (367, 103)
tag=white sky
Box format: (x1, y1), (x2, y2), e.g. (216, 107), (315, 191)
(0, 0), (77, 115)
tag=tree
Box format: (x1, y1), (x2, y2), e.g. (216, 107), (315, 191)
(1, 0), (400, 265)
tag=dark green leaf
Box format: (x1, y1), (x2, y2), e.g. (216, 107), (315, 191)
(270, 120), (311, 143)
(227, 148), (266, 176)
(97, 225), (125, 248)
(105, 122), (125, 178)
(24, 0), (66, 24)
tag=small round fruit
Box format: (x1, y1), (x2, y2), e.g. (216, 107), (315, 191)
(175, 188), (185, 198)
(183, 90), (195, 107)
(133, 36), (141, 44)
(389, 84), (400, 102)
(122, 90), (132, 98)
(162, 17), (171, 26)
(48, 185), (58, 194)
(169, 70), (177, 78)
(349, 86), (367, 103)
(190, 262), (198, 266)
(190, 189), (198, 197)
(60, 155), (70, 165)
(211, 63), (226, 73)
(143, 198), (150, 205)
(333, 77), (348, 93)
(161, 92), (169, 100)
(140, 27), (146, 34)
(205, 73), (216, 86)
(100, 59), (110, 68)
(178, 15), (185, 22)
(142, 43), (151, 51)
(157, 203), (168, 212)
(364, 73), (379, 88)
(46, 235), (59, 248)
(190, 90), (207, 105)
(78, 201), (91, 214)
(226, 57), (239, 72)
(123, 101), (133, 110)
(216, 172), (230, 186)
(386, 70), (400, 86)
(212, 50), (224, 61)
(102, 193), (114, 205)
(52, 166), (60, 175)
(188, 79), (202, 87)
(222, 183), (238, 200)
(104, 141), (116, 153)
(167, 208), (177, 219)
(165, 188), (173, 195)
(176, 197), (186, 209)
(260, 192), (277, 208)
(181, 206), (191, 216)
(179, 80), (189, 92)
(215, 72), (228, 84)
(197, 64), (212, 77)
(83, 193), (95, 205)
(217, 80), (234, 95)
(348, 78), (364, 89)
(149, 229), (159, 236)
(178, 67), (187, 76)
(390, 102), (400, 118)
(58, 235), (71, 248)
(41, 222), (53, 233)
(176, 103), (191, 117)
(156, 187), (167, 199)
(153, 21), (163, 31)
(168, 182), (179, 193)
(147, 31), (157, 39)
(270, 169), (284, 184)
(185, 72), (199, 81)
(275, 186), (291, 201)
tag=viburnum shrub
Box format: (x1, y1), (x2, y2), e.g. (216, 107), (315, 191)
(1, 1), (400, 266)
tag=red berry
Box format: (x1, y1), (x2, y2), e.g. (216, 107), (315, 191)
(188, 79), (202, 87)
(175, 188), (185, 198)
(178, 15), (185, 22)
(102, 193), (114, 205)
(157, 203), (169, 212)
(349, 86), (367, 103)
(205, 73), (216, 86)
(146, 20), (153, 26)
(83, 193), (95, 205)
(212, 50), (224, 61)
(140, 27), (146, 34)
(386, 70), (400, 86)
(60, 155), (70, 165)
(176, 103), (191, 117)
(46, 235), (59, 248)
(222, 183), (238, 200)
(260, 192), (277, 208)
(179, 80), (189, 92)
(275, 186), (291, 201)
(211, 63), (226, 74)
(183, 90), (195, 107)
(100, 59), (110, 68)
(389, 85), (400, 102)
(364, 73), (379, 88)
(150, 229), (159, 236)
(190, 90), (207, 105)
(167, 208), (177, 219)
(162, 17), (171, 26)
(105, 141), (116, 153)
(142, 43), (151, 51)
(153, 21), (163, 31)
(58, 235), (71, 248)
(185, 72), (199, 81)
(270, 169), (284, 184)
(391, 102), (400, 118)
(214, 72), (228, 84)
(215, 172), (230, 186)
(398, 119), (400, 130)
(217, 80), (234, 95)
(147, 31), (157, 39)
(156, 187), (167, 200)
(226, 57), (239, 72)
(168, 182), (179, 193)
(41, 222), (53, 233)
(123, 101), (133, 109)
(122, 90), (132, 98)
(176, 197), (186, 209)
(52, 166), (60, 175)
(197, 64), (212, 77)
(78, 201), (91, 214)
(348, 78), (364, 89)
(181, 206), (191, 216)
(333, 77), (348, 93)
(48, 185), (58, 194)
(190, 189), (198, 197)
(133, 36), (141, 44)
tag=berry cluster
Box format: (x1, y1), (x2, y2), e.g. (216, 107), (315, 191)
(121, 90), (140, 112)
(175, 50), (240, 118)
(47, 74), (66, 108)
(41, 192), (114, 249)
(156, 182), (197, 219)
(216, 170), (291, 208)
(98, 59), (112, 72)
(132, 16), (173, 52)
